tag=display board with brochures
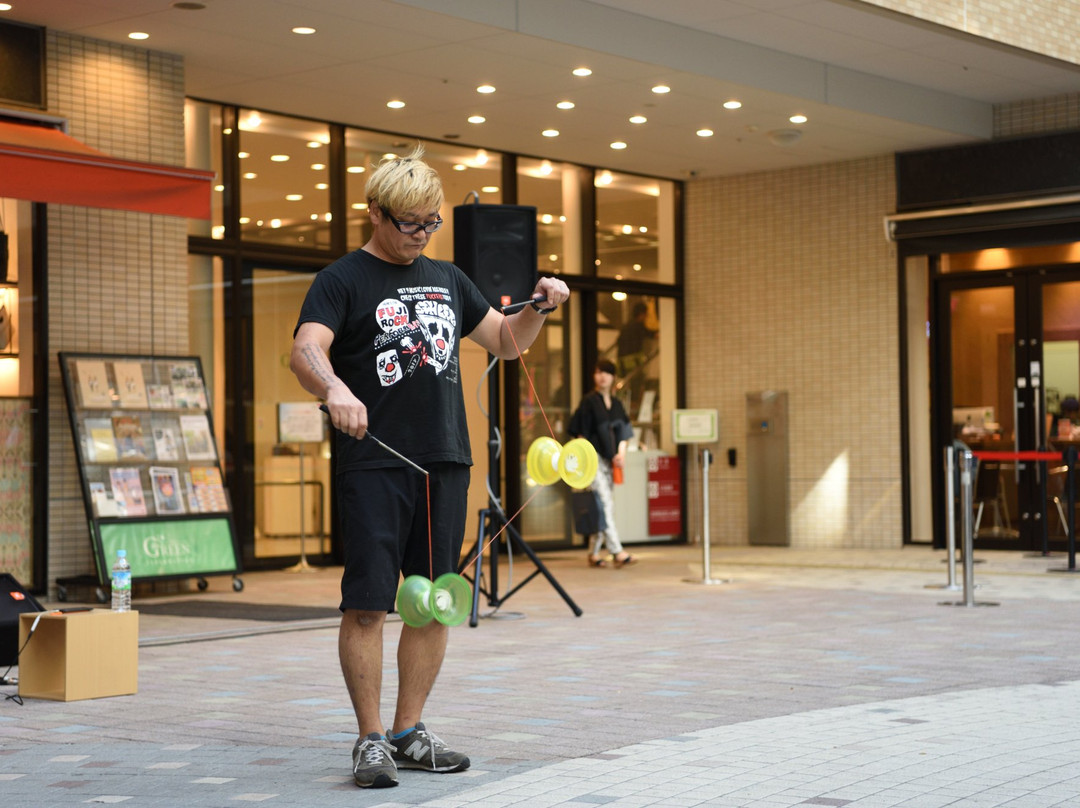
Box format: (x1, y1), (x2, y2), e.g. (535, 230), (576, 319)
(59, 352), (242, 591)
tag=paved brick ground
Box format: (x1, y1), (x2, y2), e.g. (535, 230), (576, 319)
(3, 544), (1080, 806)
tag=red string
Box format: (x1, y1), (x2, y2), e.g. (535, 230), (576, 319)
(503, 319), (556, 440)
(459, 486), (544, 569)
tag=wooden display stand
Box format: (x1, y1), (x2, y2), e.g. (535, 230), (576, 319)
(18, 609), (138, 701)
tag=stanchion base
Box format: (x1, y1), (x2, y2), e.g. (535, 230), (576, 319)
(285, 558), (318, 573)
(682, 577), (732, 586)
(1047, 567), (1080, 574)
(924, 583), (962, 591)
(1024, 551), (1060, 558)
(938, 600), (999, 607)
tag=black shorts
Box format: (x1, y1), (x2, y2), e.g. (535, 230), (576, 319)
(336, 463), (470, 612)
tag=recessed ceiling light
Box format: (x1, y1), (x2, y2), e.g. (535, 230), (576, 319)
(351, 202), (368, 210)
(453, 164), (467, 171)
(291, 26), (316, 35)
(481, 186), (499, 193)
(0, 3), (14, 9)
(556, 101), (575, 110)
(622, 225), (633, 234)
(542, 129), (560, 137)
(723, 100), (742, 110)
(696, 128), (714, 137)
(315, 183), (328, 190)
(572, 67), (592, 77)
(128, 32), (149, 40)
(239, 217), (250, 224)
(238, 151), (250, 159)
(629, 115), (647, 124)
(610, 141), (627, 150)
(286, 194), (303, 201)
(540, 161), (553, 176)
(270, 219), (282, 228)
(476, 84), (496, 94)
(242, 172), (257, 179)
(597, 171), (613, 185)
(347, 166), (365, 174)
(306, 140), (323, 148)
(651, 84), (671, 94)
(387, 100), (405, 109)
(468, 115), (486, 124)
(270, 154), (290, 162)
(790, 114), (808, 124)
(310, 163), (325, 170)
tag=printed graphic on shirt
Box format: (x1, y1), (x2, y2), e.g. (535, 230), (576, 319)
(373, 288), (458, 387)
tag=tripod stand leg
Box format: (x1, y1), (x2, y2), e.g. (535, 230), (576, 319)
(469, 514), (485, 627)
(503, 520), (583, 617)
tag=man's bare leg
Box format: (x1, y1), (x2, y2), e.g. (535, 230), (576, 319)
(339, 609), (387, 736)
(390, 620), (448, 734)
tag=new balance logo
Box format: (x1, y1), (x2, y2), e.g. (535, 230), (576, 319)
(403, 740), (430, 762)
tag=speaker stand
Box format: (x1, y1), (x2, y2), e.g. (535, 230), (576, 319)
(457, 357), (582, 626)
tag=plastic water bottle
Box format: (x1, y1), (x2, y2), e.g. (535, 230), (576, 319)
(111, 549), (131, 612)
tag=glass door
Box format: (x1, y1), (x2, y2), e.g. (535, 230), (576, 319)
(935, 268), (1080, 550)
(1038, 276), (1080, 543)
(245, 265), (331, 565)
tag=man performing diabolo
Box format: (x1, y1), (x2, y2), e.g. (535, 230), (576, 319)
(290, 144), (568, 788)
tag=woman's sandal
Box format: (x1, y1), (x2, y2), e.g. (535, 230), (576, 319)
(613, 553), (637, 568)
(588, 555), (608, 568)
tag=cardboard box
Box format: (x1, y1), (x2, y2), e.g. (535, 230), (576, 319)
(18, 609), (138, 701)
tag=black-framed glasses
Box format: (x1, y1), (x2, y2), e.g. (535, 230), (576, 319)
(382, 209), (443, 235)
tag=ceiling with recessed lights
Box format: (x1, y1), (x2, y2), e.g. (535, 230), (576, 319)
(3, 0), (1080, 180)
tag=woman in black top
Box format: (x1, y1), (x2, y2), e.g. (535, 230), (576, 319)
(568, 359), (637, 568)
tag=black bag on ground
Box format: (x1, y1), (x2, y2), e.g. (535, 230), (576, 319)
(571, 489), (606, 535)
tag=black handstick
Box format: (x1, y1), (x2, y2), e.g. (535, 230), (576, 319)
(318, 404), (428, 476)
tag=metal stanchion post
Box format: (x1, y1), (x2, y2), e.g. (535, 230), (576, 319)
(941, 448), (998, 607)
(1050, 446), (1080, 574)
(927, 444), (961, 591)
(684, 447), (730, 586)
(285, 446), (316, 573)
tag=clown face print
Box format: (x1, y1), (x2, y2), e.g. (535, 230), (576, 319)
(377, 348), (403, 387)
(415, 299), (456, 374)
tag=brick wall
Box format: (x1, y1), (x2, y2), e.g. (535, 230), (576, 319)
(684, 156), (900, 548)
(862, 0), (1080, 66)
(46, 32), (189, 591)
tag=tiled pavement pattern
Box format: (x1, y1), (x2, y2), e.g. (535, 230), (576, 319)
(3, 544), (1080, 806)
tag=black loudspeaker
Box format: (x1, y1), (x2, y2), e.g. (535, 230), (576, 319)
(1, 573), (43, 667)
(454, 204), (537, 309)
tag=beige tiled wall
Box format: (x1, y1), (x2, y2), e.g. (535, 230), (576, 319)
(994, 92), (1080, 137)
(46, 32), (189, 592)
(684, 156), (901, 548)
(861, 0), (1080, 65)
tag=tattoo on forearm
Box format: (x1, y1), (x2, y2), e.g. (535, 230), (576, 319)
(300, 344), (338, 390)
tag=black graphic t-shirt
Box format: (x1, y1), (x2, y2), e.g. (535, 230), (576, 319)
(295, 250), (491, 470)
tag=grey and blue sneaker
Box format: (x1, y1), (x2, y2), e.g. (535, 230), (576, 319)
(352, 732), (398, 788)
(388, 722), (470, 772)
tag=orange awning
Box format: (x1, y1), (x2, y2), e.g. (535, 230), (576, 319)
(0, 119), (215, 219)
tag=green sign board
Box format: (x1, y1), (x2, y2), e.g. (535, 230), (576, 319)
(98, 517), (238, 579)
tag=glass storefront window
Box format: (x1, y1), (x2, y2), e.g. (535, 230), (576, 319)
(345, 133), (503, 253)
(0, 197), (35, 585)
(518, 158), (583, 276)
(188, 254), (227, 463)
(941, 242), (1080, 273)
(184, 99), (224, 239)
(249, 268), (330, 561)
(595, 171), (676, 284)
(239, 110), (331, 248)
